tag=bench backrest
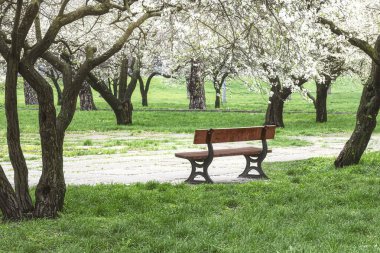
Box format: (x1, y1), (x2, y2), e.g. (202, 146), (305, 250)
(193, 125), (276, 144)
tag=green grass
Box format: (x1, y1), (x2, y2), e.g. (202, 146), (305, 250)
(0, 75), (364, 113)
(0, 76), (377, 162)
(1, 77), (380, 252)
(1, 153), (380, 252)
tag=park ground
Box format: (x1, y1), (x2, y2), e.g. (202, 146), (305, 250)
(0, 77), (380, 252)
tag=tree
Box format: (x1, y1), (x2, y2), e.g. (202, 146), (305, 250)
(0, 0), (181, 220)
(319, 14), (380, 167)
(88, 57), (140, 124)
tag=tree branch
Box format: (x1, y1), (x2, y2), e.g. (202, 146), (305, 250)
(318, 17), (380, 65)
(89, 11), (161, 67)
(27, 2), (111, 62)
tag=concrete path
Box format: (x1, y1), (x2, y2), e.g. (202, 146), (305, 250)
(2, 134), (380, 185)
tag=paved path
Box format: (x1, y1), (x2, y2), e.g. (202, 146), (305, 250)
(2, 134), (380, 185)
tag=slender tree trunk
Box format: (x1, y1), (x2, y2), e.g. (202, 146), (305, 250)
(20, 62), (66, 218)
(335, 56), (380, 167)
(118, 58), (128, 101)
(5, 60), (33, 214)
(265, 81), (291, 128)
(215, 87), (221, 109)
(24, 79), (38, 105)
(315, 79), (331, 123)
(79, 81), (97, 111)
(0, 0), (35, 219)
(139, 75), (148, 107)
(214, 73), (228, 109)
(112, 78), (118, 97)
(51, 78), (62, 106)
(0, 165), (22, 221)
(188, 59), (206, 110)
(141, 92), (148, 107)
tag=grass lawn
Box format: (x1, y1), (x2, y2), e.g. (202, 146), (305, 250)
(0, 76), (378, 161)
(1, 153), (380, 252)
(0, 77), (380, 252)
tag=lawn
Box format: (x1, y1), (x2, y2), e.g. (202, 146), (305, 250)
(0, 76), (377, 161)
(0, 76), (380, 252)
(1, 153), (380, 252)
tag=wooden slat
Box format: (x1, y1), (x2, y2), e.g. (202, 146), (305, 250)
(175, 147), (272, 160)
(193, 125), (276, 144)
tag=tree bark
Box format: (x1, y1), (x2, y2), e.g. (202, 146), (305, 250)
(52, 79), (63, 106)
(315, 78), (331, 123)
(33, 95), (66, 218)
(215, 88), (221, 109)
(188, 59), (206, 110)
(0, 165), (22, 221)
(0, 0), (37, 219)
(139, 75), (148, 107)
(213, 73), (228, 109)
(19, 62), (66, 218)
(23, 79), (38, 105)
(265, 79), (291, 128)
(79, 81), (97, 111)
(118, 58), (128, 101)
(335, 52), (380, 167)
(48, 69), (63, 106)
(112, 78), (118, 97)
(5, 59), (33, 215)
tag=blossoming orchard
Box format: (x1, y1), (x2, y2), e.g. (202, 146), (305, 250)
(0, 0), (379, 236)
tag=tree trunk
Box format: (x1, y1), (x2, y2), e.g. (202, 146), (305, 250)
(116, 100), (133, 124)
(88, 73), (133, 125)
(1, 1), (34, 219)
(139, 75), (148, 107)
(215, 87), (221, 109)
(19, 62), (66, 218)
(118, 58), (128, 101)
(265, 81), (291, 128)
(6, 60), (33, 214)
(214, 73), (228, 109)
(0, 165), (22, 221)
(33, 95), (66, 218)
(141, 92), (148, 107)
(51, 78), (62, 106)
(334, 57), (380, 167)
(112, 78), (118, 97)
(79, 81), (97, 111)
(24, 79), (38, 105)
(315, 79), (331, 123)
(188, 59), (206, 110)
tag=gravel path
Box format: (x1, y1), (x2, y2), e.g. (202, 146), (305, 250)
(3, 134), (380, 185)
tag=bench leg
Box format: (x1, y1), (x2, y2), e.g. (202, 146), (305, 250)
(185, 159), (213, 184)
(239, 155), (269, 179)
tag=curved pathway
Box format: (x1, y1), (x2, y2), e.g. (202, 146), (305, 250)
(2, 134), (380, 185)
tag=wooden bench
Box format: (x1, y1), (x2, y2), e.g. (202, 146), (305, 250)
(175, 125), (276, 183)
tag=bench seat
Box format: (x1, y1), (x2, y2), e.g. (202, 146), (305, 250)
(175, 126), (276, 183)
(175, 147), (272, 160)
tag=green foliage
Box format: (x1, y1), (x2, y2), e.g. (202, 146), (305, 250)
(1, 153), (380, 252)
